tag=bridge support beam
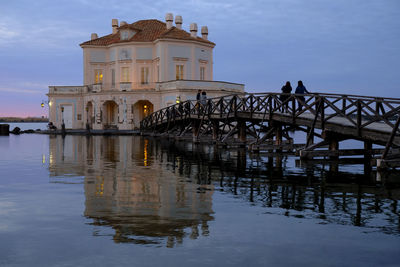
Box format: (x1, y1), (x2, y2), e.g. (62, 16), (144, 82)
(212, 120), (219, 142)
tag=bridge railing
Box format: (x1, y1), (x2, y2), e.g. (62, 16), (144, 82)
(141, 92), (400, 141)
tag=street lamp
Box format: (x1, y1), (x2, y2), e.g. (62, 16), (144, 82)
(85, 106), (90, 131)
(41, 100), (52, 118)
(61, 106), (65, 134)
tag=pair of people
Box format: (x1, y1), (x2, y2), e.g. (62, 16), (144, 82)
(280, 80), (309, 111)
(196, 90), (207, 105)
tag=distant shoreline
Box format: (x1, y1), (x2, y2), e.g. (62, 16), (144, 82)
(0, 117), (48, 123)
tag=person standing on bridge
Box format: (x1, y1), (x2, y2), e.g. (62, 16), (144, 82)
(196, 90), (201, 102)
(295, 80), (309, 111)
(280, 81), (292, 112)
(201, 91), (207, 106)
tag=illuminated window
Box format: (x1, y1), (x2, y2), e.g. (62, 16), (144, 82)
(94, 69), (103, 84)
(176, 65), (184, 80)
(200, 67), (205, 80)
(141, 67), (149, 84)
(121, 67), (129, 82)
(111, 69), (115, 87)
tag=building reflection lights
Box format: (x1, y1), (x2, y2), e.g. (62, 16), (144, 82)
(143, 139), (148, 167)
(48, 135), (214, 247)
(47, 135), (400, 246)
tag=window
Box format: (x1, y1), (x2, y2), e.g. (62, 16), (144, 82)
(157, 65), (160, 82)
(176, 65), (184, 80)
(121, 67), (129, 82)
(111, 69), (115, 87)
(94, 69), (103, 84)
(141, 67), (149, 84)
(121, 30), (129, 40)
(200, 67), (205, 80)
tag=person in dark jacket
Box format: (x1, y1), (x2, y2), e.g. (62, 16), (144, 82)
(295, 80), (309, 111)
(196, 90), (201, 101)
(280, 81), (292, 112)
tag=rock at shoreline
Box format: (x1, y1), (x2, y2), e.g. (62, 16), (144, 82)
(11, 127), (21, 135)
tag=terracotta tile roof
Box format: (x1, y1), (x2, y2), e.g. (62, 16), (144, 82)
(80, 19), (215, 46)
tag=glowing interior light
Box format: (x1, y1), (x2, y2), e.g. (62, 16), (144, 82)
(49, 102), (52, 107)
(41, 103), (45, 108)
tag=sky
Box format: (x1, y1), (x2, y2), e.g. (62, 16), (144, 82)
(0, 0), (399, 117)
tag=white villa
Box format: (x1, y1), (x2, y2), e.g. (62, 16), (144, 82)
(47, 13), (244, 130)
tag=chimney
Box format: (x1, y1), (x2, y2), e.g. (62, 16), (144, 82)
(201, 26), (208, 40)
(165, 13), (173, 29)
(175, 15), (182, 29)
(91, 33), (98, 40)
(120, 21), (127, 27)
(190, 23), (198, 38)
(112, 19), (118, 34)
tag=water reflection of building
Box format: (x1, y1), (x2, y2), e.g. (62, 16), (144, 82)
(48, 135), (214, 247)
(48, 135), (400, 240)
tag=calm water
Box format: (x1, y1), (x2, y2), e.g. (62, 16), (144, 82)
(0, 132), (399, 266)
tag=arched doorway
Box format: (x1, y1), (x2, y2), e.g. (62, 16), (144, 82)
(86, 101), (94, 129)
(103, 100), (119, 129)
(133, 100), (154, 124)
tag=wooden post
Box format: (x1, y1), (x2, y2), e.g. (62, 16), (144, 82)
(212, 120), (219, 141)
(192, 120), (200, 143)
(364, 141), (372, 176)
(238, 120), (246, 143)
(357, 100), (362, 136)
(364, 141), (372, 161)
(275, 123), (282, 152)
(329, 138), (339, 160)
(306, 126), (314, 145)
(342, 96), (347, 113)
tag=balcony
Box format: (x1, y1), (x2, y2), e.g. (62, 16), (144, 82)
(92, 83), (102, 92)
(120, 82), (131, 91)
(48, 86), (85, 94)
(156, 80), (244, 93)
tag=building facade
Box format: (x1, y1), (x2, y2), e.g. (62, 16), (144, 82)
(47, 13), (244, 130)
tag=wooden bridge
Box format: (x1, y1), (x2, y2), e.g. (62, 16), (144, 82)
(140, 92), (400, 169)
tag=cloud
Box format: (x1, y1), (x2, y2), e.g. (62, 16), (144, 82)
(0, 16), (87, 50)
(0, 87), (44, 94)
(0, 81), (48, 94)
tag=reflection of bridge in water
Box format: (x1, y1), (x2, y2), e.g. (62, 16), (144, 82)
(48, 135), (400, 244)
(155, 138), (400, 234)
(141, 93), (400, 169)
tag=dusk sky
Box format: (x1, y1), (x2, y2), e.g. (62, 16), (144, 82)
(0, 0), (399, 117)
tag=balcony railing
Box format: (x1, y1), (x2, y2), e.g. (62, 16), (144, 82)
(48, 80), (244, 95)
(155, 80), (244, 93)
(48, 86), (85, 94)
